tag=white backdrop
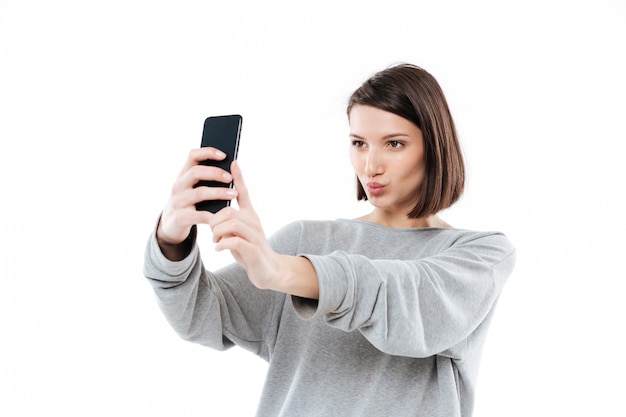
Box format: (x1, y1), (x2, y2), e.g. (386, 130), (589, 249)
(1, 0), (625, 416)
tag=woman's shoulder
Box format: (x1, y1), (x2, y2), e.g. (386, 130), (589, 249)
(275, 218), (511, 240)
(341, 218), (516, 262)
(270, 218), (514, 263)
(270, 218), (515, 264)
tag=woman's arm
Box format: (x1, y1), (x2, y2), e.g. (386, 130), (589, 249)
(293, 234), (516, 358)
(144, 148), (289, 356)
(144, 221), (285, 358)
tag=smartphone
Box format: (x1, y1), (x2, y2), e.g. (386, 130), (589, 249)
(194, 114), (242, 213)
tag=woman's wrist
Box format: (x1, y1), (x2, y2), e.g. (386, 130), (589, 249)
(156, 224), (197, 262)
(275, 254), (319, 300)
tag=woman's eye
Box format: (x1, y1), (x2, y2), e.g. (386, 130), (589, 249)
(351, 140), (366, 148)
(389, 140), (404, 148)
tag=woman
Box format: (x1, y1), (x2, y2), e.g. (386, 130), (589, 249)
(144, 63), (516, 417)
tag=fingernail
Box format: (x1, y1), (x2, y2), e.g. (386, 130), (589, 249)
(226, 189), (237, 196)
(223, 172), (232, 181)
(215, 150), (226, 158)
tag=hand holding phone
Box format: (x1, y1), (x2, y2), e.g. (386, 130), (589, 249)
(194, 115), (242, 213)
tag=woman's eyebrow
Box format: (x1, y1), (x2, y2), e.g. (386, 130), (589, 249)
(383, 133), (410, 139)
(349, 133), (410, 139)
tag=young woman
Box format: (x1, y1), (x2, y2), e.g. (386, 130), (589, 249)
(144, 64), (516, 417)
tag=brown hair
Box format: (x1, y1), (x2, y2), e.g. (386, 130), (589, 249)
(347, 63), (465, 218)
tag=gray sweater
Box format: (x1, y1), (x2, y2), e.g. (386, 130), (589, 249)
(144, 219), (516, 416)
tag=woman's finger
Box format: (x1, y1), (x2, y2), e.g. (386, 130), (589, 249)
(174, 164), (233, 193)
(179, 147), (227, 174)
(172, 186), (238, 211)
(231, 161), (254, 211)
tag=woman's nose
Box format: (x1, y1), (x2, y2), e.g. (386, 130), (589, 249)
(365, 149), (383, 177)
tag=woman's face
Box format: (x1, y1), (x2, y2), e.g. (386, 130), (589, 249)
(349, 105), (426, 216)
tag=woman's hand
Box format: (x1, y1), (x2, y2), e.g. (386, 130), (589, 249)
(209, 162), (319, 299)
(208, 161), (279, 289)
(157, 147), (238, 249)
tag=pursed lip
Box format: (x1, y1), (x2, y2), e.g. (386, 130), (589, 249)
(366, 181), (385, 195)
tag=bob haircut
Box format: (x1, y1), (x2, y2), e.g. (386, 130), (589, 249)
(347, 63), (465, 219)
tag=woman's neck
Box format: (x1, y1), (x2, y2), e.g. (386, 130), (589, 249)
(356, 211), (451, 229)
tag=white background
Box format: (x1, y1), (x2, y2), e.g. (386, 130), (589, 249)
(1, 0), (625, 416)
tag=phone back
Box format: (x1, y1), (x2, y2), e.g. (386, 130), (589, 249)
(195, 115), (242, 212)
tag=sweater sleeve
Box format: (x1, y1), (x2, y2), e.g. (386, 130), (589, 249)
(292, 232), (516, 359)
(143, 224), (287, 359)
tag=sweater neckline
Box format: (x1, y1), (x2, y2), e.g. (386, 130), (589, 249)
(336, 218), (456, 232)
